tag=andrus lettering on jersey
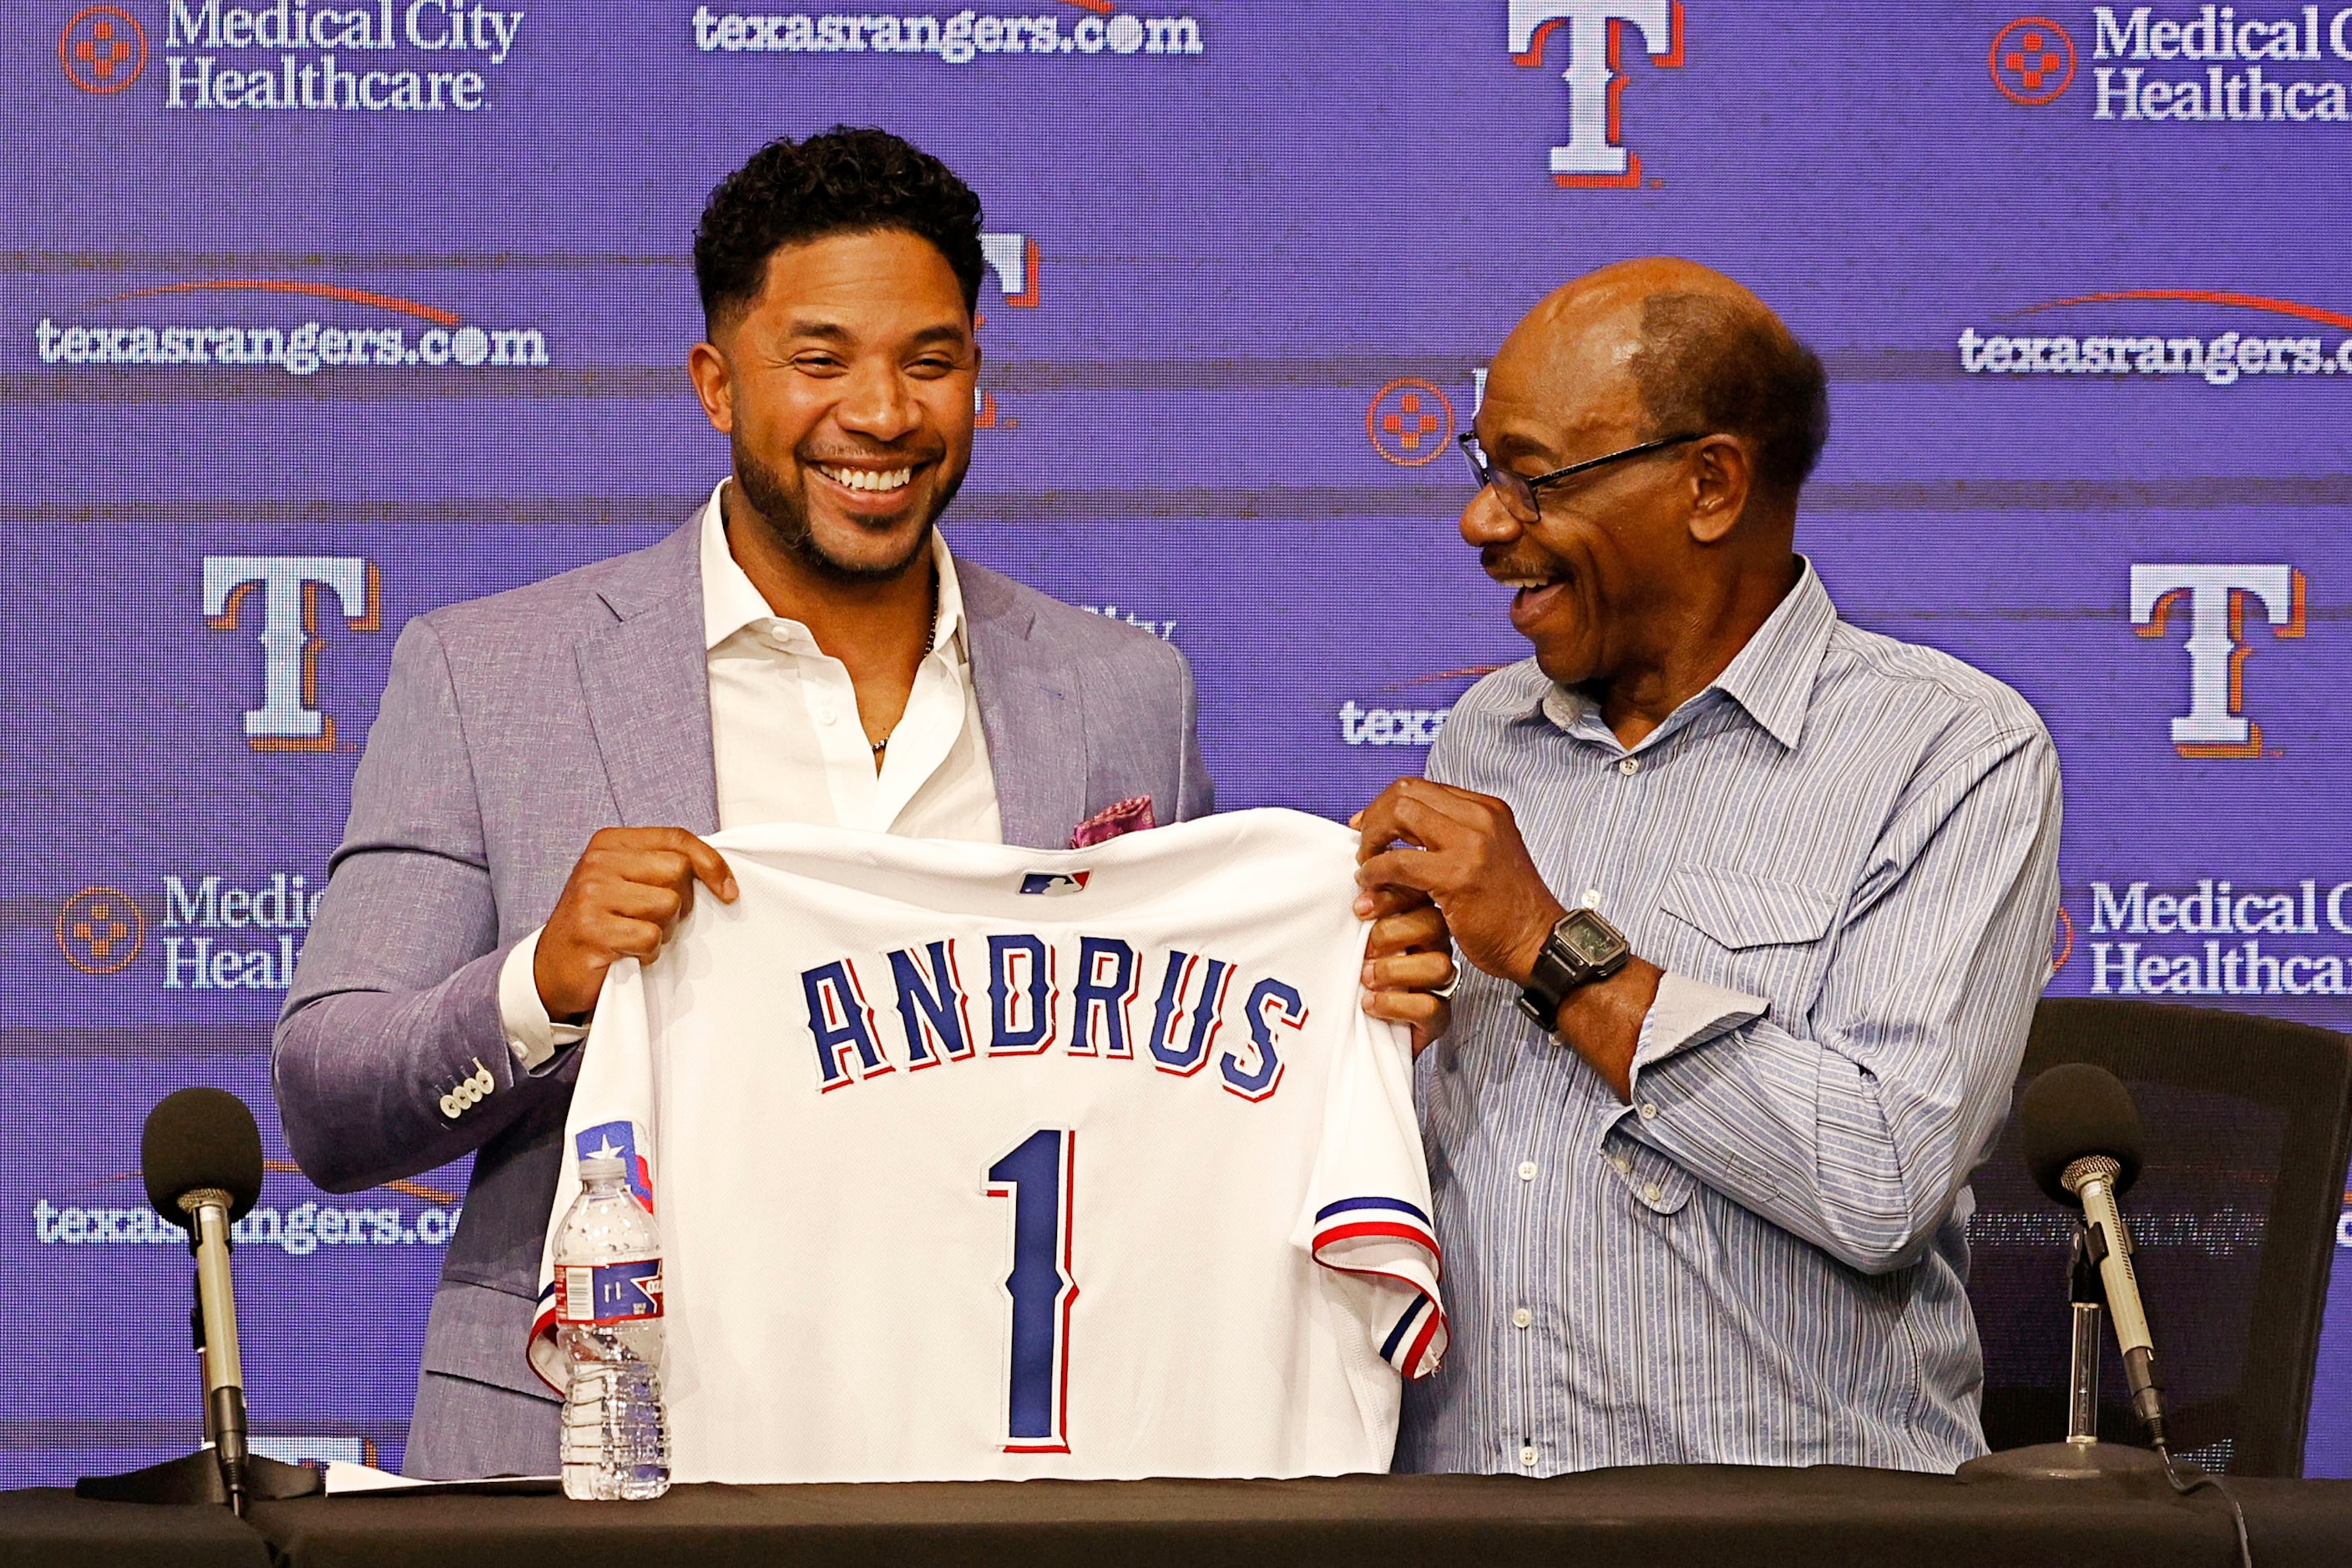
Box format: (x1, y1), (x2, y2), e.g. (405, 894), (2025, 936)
(799, 933), (1302, 1102)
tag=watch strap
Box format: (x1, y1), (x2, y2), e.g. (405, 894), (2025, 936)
(1515, 909), (1631, 1028)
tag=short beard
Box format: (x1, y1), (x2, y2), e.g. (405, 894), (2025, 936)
(730, 435), (963, 585)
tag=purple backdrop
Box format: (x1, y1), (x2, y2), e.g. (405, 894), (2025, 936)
(9, 0), (2352, 1479)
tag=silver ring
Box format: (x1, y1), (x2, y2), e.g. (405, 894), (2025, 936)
(1432, 966), (1460, 1001)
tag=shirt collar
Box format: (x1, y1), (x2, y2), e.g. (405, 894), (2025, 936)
(697, 478), (969, 662)
(1536, 556), (1838, 752)
(1708, 556), (1837, 750)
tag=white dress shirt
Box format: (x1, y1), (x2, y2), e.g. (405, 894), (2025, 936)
(497, 480), (1001, 1065)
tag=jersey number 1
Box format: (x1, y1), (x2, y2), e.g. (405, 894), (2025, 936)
(986, 1128), (1078, 1453)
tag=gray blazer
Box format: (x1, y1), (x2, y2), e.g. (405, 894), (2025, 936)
(274, 513), (1212, 1458)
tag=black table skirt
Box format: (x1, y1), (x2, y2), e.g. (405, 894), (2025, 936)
(0, 1487), (272, 1568)
(14, 1467), (2352, 1568)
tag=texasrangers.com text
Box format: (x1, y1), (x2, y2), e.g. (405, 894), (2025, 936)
(1957, 326), (2352, 384)
(33, 1199), (461, 1254)
(691, 7), (1204, 63)
(34, 318), (550, 376)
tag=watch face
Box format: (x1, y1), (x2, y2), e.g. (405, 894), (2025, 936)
(1560, 913), (1621, 964)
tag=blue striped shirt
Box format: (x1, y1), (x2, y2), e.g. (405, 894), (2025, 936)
(1394, 561), (2062, 1476)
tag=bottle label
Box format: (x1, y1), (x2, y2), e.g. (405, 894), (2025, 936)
(556, 1257), (663, 1326)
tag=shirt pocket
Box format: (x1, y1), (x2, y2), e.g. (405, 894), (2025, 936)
(1656, 864), (1842, 1013)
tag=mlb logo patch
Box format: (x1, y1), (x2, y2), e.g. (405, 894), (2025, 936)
(1019, 871), (1090, 897)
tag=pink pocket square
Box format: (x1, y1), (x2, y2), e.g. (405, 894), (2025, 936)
(1070, 796), (1156, 848)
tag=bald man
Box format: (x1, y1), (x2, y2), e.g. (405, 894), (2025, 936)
(1353, 260), (2061, 1474)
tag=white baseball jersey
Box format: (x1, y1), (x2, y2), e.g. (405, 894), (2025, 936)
(529, 808), (1444, 1483)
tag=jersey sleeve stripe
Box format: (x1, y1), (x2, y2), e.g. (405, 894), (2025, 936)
(1323, 1261), (1448, 1379)
(1379, 1294), (1430, 1363)
(1312, 1216), (1442, 1262)
(1314, 1195), (1432, 1227)
(527, 1303), (564, 1395)
(1399, 1296), (1445, 1379)
(1310, 1192), (1448, 1381)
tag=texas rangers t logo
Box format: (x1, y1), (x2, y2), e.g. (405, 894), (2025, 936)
(2130, 564), (2305, 758)
(1508, 1), (1685, 187)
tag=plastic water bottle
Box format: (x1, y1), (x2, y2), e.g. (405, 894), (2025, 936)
(554, 1152), (670, 1500)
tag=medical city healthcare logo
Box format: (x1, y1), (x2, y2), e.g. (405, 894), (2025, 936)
(58, 0), (530, 113)
(1505, 1), (1685, 187)
(1985, 7), (2352, 122)
(59, 5), (147, 90)
(2073, 876), (2352, 999)
(1990, 17), (2076, 103)
(57, 871), (324, 994)
(1366, 378), (1456, 467)
(57, 888), (146, 976)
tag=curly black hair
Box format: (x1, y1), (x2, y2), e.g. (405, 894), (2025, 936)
(693, 126), (986, 332)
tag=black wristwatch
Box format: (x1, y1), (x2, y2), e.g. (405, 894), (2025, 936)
(1515, 907), (1632, 1029)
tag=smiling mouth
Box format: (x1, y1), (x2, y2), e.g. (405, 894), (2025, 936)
(1490, 564), (1572, 630)
(813, 463), (916, 494)
(1490, 564), (1566, 599)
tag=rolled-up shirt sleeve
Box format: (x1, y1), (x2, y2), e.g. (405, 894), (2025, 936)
(1615, 728), (2062, 1275)
(1630, 970), (1768, 1065)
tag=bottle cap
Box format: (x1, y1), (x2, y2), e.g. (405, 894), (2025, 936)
(579, 1154), (626, 1182)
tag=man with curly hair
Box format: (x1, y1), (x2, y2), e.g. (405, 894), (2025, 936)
(275, 127), (1450, 1479)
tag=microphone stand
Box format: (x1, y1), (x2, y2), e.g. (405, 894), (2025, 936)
(76, 1206), (321, 1508)
(196, 1282), (219, 1449)
(2066, 1232), (2104, 1446)
(1957, 1222), (2167, 1485)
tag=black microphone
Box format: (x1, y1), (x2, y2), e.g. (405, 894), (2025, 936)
(2020, 1063), (2167, 1448)
(142, 1089), (266, 1514)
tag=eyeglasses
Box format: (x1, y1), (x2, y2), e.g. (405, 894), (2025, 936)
(1458, 430), (1704, 524)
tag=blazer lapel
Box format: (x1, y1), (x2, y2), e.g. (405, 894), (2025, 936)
(964, 562), (1087, 851)
(576, 518), (721, 835)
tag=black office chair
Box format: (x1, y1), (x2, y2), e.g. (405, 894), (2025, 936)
(1965, 997), (2352, 1476)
